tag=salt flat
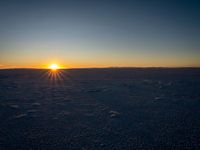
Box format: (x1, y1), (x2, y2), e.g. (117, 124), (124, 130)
(0, 68), (200, 149)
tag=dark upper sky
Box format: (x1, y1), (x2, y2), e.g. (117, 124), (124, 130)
(0, 0), (200, 68)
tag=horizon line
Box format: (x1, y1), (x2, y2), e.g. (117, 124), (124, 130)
(1, 66), (200, 70)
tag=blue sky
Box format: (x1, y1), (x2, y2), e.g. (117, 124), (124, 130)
(0, 0), (200, 68)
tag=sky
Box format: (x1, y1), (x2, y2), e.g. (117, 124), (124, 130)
(0, 0), (200, 68)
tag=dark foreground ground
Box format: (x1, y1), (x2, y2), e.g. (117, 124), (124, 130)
(0, 68), (200, 150)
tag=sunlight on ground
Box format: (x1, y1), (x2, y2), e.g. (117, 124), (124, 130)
(45, 63), (66, 84)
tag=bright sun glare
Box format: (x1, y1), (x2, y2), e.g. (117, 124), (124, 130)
(49, 64), (60, 71)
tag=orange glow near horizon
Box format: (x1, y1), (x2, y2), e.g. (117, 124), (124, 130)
(0, 60), (200, 69)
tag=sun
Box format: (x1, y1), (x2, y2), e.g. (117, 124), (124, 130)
(49, 64), (60, 71)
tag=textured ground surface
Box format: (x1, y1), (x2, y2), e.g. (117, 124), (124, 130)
(0, 68), (200, 149)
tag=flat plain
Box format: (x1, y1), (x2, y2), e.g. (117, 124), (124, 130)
(0, 68), (200, 149)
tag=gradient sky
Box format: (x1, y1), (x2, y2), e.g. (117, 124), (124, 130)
(0, 0), (200, 68)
